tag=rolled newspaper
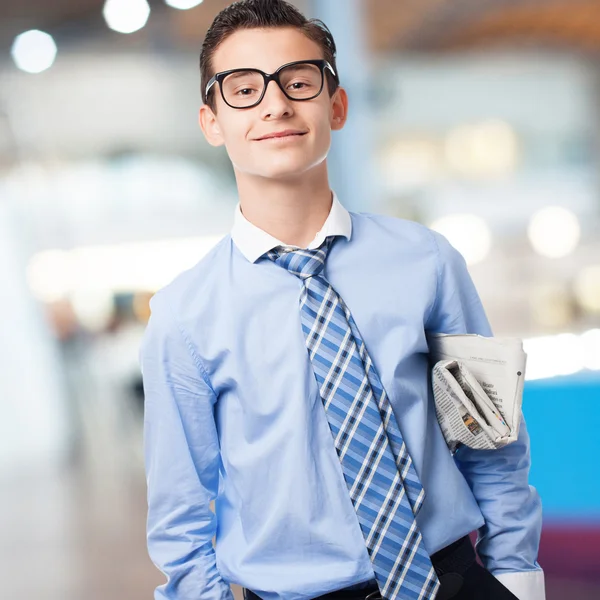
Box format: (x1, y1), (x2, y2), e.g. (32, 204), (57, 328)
(428, 334), (527, 452)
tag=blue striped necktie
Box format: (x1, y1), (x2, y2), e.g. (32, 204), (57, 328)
(266, 236), (440, 600)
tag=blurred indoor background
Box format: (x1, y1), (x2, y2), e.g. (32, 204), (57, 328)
(0, 0), (599, 599)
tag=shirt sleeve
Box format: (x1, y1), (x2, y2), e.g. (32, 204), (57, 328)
(425, 230), (545, 600)
(140, 292), (233, 600)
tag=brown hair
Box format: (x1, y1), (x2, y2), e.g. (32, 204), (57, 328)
(200, 0), (340, 110)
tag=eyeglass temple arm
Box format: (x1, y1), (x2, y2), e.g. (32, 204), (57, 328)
(325, 61), (338, 81)
(205, 76), (217, 98)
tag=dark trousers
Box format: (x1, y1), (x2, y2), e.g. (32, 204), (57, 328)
(242, 536), (519, 600)
(439, 561), (519, 600)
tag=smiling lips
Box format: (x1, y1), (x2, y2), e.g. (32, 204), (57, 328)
(255, 129), (307, 141)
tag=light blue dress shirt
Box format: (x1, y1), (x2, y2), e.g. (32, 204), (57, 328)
(140, 195), (543, 600)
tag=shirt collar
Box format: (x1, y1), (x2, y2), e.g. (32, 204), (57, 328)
(231, 192), (352, 263)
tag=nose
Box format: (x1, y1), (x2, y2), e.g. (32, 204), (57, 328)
(259, 79), (294, 120)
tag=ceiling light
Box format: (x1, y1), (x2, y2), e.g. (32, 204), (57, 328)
(430, 214), (492, 265)
(11, 30), (57, 74)
(444, 120), (518, 179)
(165, 0), (204, 9)
(103, 0), (151, 34)
(528, 206), (580, 258)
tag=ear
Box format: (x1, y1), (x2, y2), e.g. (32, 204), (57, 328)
(199, 104), (225, 147)
(330, 86), (348, 131)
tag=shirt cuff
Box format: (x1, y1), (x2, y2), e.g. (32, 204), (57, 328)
(493, 570), (546, 600)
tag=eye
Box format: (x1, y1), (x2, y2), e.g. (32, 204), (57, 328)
(234, 87), (259, 96)
(287, 80), (312, 90)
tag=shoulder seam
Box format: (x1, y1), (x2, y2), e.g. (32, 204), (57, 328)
(161, 294), (218, 397)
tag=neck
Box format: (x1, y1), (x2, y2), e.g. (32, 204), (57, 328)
(235, 163), (332, 248)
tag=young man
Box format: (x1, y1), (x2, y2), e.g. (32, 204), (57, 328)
(140, 2), (544, 600)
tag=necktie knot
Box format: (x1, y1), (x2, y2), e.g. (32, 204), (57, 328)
(266, 236), (334, 280)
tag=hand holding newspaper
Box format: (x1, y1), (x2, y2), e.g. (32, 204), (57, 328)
(428, 334), (527, 452)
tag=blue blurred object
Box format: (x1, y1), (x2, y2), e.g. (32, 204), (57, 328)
(524, 371), (600, 520)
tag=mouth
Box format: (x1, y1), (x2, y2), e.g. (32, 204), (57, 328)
(255, 130), (308, 141)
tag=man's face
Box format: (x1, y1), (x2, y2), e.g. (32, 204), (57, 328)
(199, 27), (347, 181)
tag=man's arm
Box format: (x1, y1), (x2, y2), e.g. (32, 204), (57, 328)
(140, 291), (233, 600)
(425, 230), (545, 600)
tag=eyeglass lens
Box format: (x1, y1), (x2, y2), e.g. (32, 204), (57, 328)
(221, 63), (323, 108)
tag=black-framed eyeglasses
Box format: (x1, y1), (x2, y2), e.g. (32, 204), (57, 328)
(205, 59), (338, 109)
